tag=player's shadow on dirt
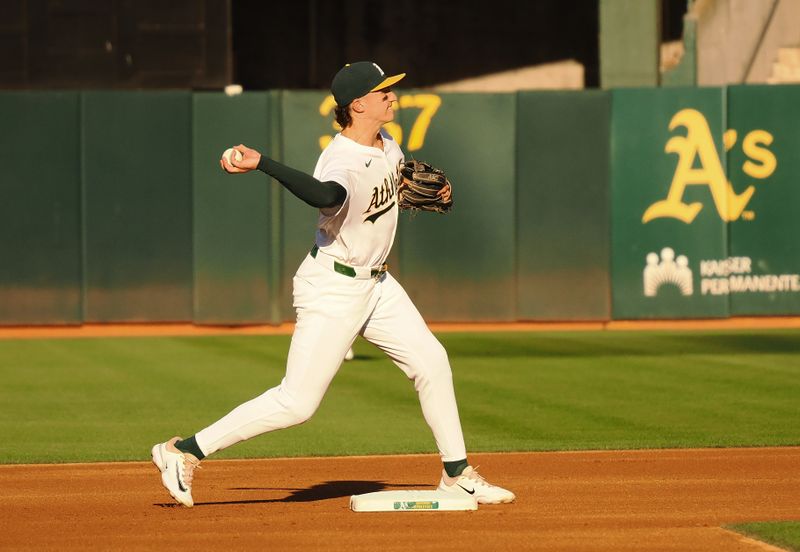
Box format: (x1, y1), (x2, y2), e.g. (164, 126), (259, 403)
(156, 480), (427, 507)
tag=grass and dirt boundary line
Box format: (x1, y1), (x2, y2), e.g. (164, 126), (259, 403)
(2, 316), (800, 340)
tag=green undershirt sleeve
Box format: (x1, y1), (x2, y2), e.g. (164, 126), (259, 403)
(257, 156), (346, 209)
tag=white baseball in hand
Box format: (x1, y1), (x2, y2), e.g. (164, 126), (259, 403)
(222, 147), (243, 166)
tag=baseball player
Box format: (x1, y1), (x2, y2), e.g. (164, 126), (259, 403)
(152, 62), (515, 507)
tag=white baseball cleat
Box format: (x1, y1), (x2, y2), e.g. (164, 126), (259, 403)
(437, 466), (515, 504)
(151, 436), (201, 507)
(344, 347), (355, 361)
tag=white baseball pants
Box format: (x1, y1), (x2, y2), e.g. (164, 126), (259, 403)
(194, 254), (468, 462)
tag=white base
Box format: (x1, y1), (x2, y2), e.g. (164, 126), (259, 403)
(350, 490), (478, 512)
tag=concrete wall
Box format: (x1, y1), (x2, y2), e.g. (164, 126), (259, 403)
(696, 0), (800, 85)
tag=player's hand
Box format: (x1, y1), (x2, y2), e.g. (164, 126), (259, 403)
(220, 144), (262, 174)
(437, 181), (452, 203)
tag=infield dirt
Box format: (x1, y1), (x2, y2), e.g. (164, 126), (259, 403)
(1, 447), (798, 551)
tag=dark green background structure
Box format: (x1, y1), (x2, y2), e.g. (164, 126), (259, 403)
(611, 87), (729, 319)
(1, 86), (799, 324)
(727, 85), (800, 315)
(516, 90), (611, 321)
(192, 92), (275, 324)
(81, 92), (194, 322)
(397, 92), (518, 321)
(0, 92), (83, 324)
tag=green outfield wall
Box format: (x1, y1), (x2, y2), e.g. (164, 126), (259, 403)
(396, 92), (518, 321)
(517, 90), (611, 321)
(192, 92), (275, 324)
(611, 87), (729, 319)
(726, 85), (800, 315)
(1, 86), (799, 325)
(0, 92), (82, 324)
(81, 92), (194, 322)
(611, 85), (800, 319)
(280, 91), (334, 321)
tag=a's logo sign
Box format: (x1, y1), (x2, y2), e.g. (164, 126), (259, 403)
(643, 109), (776, 224)
(644, 247), (693, 297)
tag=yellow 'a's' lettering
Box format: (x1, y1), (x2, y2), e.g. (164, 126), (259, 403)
(643, 109), (755, 224)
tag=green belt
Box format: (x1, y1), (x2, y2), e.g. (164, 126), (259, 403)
(311, 245), (387, 279)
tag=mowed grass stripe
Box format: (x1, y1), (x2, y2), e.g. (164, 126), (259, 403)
(0, 330), (798, 463)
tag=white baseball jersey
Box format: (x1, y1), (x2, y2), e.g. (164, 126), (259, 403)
(312, 129), (404, 268)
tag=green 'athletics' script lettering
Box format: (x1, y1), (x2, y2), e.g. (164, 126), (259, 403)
(363, 171), (398, 223)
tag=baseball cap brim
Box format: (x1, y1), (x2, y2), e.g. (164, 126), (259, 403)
(370, 73), (406, 92)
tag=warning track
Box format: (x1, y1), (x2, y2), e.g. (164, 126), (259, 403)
(2, 316), (800, 340)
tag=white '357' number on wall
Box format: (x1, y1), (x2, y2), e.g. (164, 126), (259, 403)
(318, 94), (442, 152)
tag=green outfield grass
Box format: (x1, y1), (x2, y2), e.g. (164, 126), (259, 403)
(1, 329), (799, 463)
(730, 521), (800, 551)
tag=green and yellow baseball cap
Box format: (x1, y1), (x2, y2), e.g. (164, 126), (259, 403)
(331, 61), (406, 106)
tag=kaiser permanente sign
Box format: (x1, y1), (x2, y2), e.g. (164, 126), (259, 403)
(699, 256), (800, 296)
(611, 86), (800, 319)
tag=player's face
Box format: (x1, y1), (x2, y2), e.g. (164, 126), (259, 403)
(361, 87), (398, 124)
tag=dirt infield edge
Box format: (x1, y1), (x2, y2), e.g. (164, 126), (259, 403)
(2, 316), (800, 339)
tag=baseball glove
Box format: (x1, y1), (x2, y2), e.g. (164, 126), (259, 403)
(398, 160), (453, 213)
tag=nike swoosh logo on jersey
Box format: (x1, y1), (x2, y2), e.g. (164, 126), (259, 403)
(365, 159), (372, 167)
(364, 200), (395, 223)
(456, 484), (475, 495)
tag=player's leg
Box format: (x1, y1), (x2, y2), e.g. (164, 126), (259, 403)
(152, 257), (377, 506)
(193, 258), (376, 455)
(191, 311), (357, 456)
(360, 273), (515, 504)
(361, 274), (466, 463)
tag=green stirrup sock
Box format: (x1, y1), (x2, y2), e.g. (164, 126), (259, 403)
(443, 459), (469, 478)
(175, 436), (206, 461)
